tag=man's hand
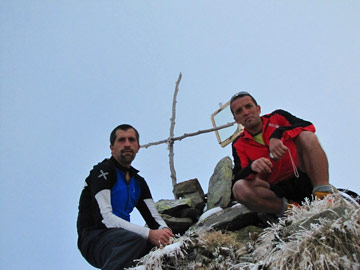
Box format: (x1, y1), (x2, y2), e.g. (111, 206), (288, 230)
(251, 157), (272, 174)
(148, 228), (174, 248)
(269, 138), (288, 160)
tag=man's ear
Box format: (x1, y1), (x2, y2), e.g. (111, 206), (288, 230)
(257, 105), (261, 114)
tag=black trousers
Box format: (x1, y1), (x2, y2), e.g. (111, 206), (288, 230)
(270, 170), (313, 203)
(78, 228), (153, 270)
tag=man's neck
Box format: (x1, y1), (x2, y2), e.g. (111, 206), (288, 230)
(250, 129), (262, 137)
(247, 124), (263, 136)
(112, 157), (132, 182)
(112, 156), (131, 169)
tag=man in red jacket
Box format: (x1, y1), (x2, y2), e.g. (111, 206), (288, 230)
(230, 91), (333, 217)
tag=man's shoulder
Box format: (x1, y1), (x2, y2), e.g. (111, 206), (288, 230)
(231, 133), (243, 146)
(232, 135), (240, 145)
(88, 158), (116, 179)
(263, 109), (289, 118)
(92, 158), (113, 170)
(232, 131), (250, 148)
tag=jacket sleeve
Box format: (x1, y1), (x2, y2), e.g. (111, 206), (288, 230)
(269, 109), (315, 140)
(136, 178), (168, 230)
(232, 138), (256, 185)
(89, 161), (150, 239)
(95, 189), (150, 239)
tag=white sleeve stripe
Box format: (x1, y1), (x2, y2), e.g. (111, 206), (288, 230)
(95, 189), (150, 239)
(144, 198), (168, 228)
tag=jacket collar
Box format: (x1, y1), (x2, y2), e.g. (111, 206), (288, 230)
(110, 156), (139, 176)
(241, 115), (268, 139)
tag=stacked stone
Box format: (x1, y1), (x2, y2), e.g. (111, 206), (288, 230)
(155, 178), (206, 234)
(206, 156), (233, 210)
(155, 156), (261, 234)
(197, 156), (258, 231)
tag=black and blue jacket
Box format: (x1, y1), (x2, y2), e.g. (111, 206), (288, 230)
(77, 156), (167, 241)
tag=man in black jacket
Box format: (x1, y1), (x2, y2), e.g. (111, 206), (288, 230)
(77, 124), (173, 270)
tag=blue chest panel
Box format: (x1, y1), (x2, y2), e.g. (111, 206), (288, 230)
(111, 169), (141, 222)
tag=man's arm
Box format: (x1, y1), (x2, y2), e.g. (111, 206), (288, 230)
(136, 178), (174, 246)
(268, 110), (315, 160)
(142, 198), (168, 229)
(148, 227), (174, 247)
(269, 110), (315, 140)
(95, 189), (151, 238)
(232, 138), (256, 183)
(232, 135), (273, 183)
(88, 161), (152, 239)
(94, 180), (173, 242)
(136, 178), (170, 230)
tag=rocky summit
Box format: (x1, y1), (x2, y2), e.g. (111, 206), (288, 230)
(130, 157), (360, 270)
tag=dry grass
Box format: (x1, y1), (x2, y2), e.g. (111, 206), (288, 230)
(130, 193), (360, 270)
(198, 230), (245, 252)
(254, 193), (360, 270)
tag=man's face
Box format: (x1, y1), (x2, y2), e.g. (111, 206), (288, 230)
(231, 96), (262, 134)
(110, 128), (140, 167)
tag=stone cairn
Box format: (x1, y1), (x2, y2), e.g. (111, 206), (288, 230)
(155, 156), (260, 234)
(135, 157), (360, 270)
(155, 178), (206, 234)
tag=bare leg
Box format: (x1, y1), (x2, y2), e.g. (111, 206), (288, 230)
(232, 177), (283, 214)
(295, 131), (329, 187)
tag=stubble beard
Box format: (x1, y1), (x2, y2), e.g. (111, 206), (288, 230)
(116, 150), (135, 166)
(245, 117), (262, 134)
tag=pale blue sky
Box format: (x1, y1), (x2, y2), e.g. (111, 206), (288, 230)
(1, 1), (359, 269)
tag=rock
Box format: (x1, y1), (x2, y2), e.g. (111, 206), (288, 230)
(160, 214), (193, 234)
(251, 198), (360, 270)
(130, 166), (360, 270)
(178, 208), (202, 223)
(194, 204), (259, 231)
(235, 225), (264, 242)
(156, 189), (206, 233)
(155, 198), (192, 216)
(131, 195), (360, 270)
(173, 178), (204, 198)
(281, 206), (348, 237)
(183, 192), (206, 212)
(207, 156), (233, 210)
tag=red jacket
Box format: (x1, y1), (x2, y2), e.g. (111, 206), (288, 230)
(232, 109), (315, 185)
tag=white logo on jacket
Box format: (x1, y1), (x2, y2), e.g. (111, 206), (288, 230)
(268, 123), (279, 128)
(98, 170), (109, 180)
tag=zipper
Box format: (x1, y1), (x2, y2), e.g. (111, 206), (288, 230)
(124, 179), (130, 212)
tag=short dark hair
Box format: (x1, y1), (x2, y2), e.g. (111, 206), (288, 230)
(110, 124), (140, 145)
(230, 91), (257, 106)
(230, 91), (258, 114)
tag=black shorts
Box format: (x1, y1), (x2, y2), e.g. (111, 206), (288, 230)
(270, 171), (313, 203)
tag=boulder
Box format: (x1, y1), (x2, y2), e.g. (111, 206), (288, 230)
(155, 190), (206, 232)
(160, 214), (193, 234)
(173, 178), (204, 198)
(194, 204), (259, 231)
(183, 192), (206, 212)
(178, 208), (202, 223)
(207, 156), (233, 210)
(281, 206), (348, 238)
(155, 198), (192, 216)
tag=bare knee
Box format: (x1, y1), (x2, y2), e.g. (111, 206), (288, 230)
(295, 131), (320, 150)
(232, 180), (251, 203)
(233, 178), (268, 203)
